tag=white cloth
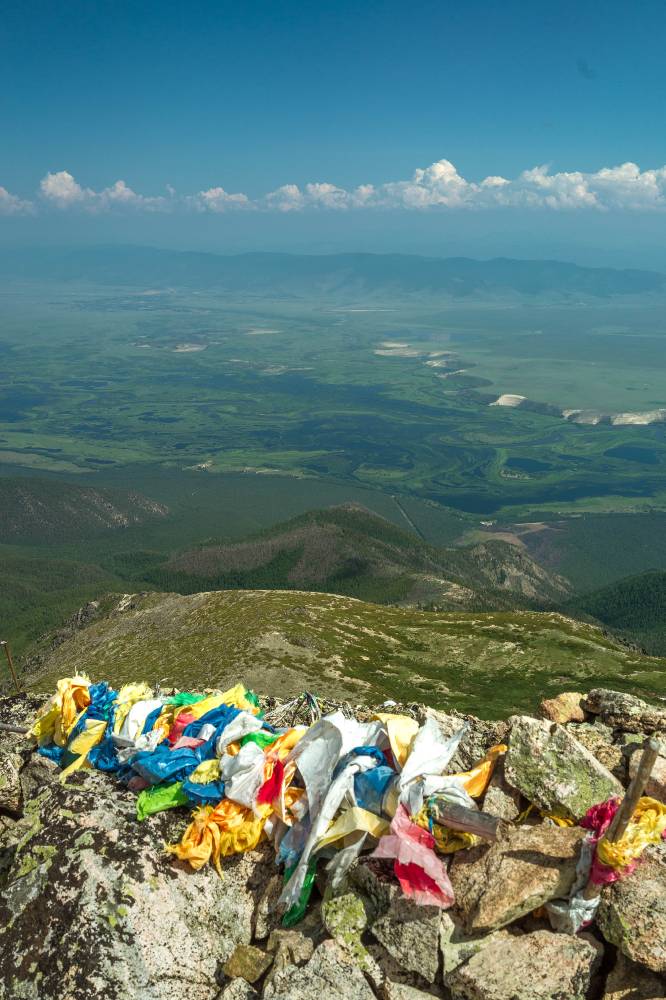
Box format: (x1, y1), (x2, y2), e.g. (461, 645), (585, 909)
(215, 711), (263, 756)
(220, 742), (266, 809)
(398, 717), (468, 801)
(119, 699), (165, 742)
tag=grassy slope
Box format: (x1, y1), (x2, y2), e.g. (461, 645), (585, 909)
(22, 589), (666, 719)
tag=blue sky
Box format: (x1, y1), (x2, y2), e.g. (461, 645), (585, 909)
(2, 0), (666, 263)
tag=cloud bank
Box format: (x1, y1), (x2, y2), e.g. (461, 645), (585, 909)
(3, 160), (666, 216)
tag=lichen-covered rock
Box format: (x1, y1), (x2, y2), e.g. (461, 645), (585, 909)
(564, 720), (626, 781)
(447, 929), (600, 1000)
(263, 939), (376, 1000)
(598, 847), (666, 973)
(505, 715), (622, 818)
(538, 692), (585, 724)
(222, 944), (272, 984)
(602, 952), (665, 999)
(449, 824), (586, 933)
(370, 896), (443, 985)
(0, 759), (271, 1000)
(584, 689), (666, 734)
(0, 693), (44, 815)
(321, 890), (376, 974)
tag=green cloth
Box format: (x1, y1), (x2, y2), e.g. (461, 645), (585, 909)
(244, 689), (261, 710)
(163, 692), (207, 707)
(136, 781), (189, 821)
(282, 859), (318, 927)
(241, 730), (279, 750)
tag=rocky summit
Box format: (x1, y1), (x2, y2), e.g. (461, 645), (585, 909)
(1, 686), (665, 1000)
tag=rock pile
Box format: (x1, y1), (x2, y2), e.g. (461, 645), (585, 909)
(0, 687), (664, 1000)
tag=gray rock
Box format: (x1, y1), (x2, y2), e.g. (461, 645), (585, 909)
(0, 759), (270, 1000)
(370, 895), (443, 985)
(449, 823), (586, 933)
(263, 939), (376, 1000)
(440, 911), (515, 977)
(425, 707), (509, 773)
(447, 929), (600, 1000)
(602, 952), (666, 999)
(584, 689), (666, 734)
(253, 873), (283, 940)
(598, 846), (666, 973)
(505, 715), (622, 818)
(219, 980), (258, 999)
(383, 982), (440, 999)
(481, 758), (522, 821)
(628, 742), (666, 801)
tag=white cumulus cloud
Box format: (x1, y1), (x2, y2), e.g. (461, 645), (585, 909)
(0, 186), (34, 215)
(20, 159), (666, 216)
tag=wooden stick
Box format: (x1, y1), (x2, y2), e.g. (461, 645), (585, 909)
(0, 641), (21, 694)
(0, 723), (28, 735)
(429, 800), (505, 842)
(583, 737), (661, 899)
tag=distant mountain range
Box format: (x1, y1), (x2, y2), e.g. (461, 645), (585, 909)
(142, 503), (571, 610)
(0, 477), (168, 544)
(2, 246), (665, 298)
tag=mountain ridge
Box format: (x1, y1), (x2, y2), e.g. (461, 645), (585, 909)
(2, 246), (664, 298)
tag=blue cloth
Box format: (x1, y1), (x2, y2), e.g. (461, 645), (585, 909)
(84, 684), (121, 772)
(354, 765), (396, 817)
(38, 744), (65, 765)
(142, 704), (164, 735)
(181, 703), (240, 740)
(334, 745), (386, 780)
(182, 777), (226, 805)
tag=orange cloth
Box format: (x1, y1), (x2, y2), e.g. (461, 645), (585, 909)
(167, 799), (271, 875)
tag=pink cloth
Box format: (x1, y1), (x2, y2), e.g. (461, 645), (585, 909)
(580, 797), (634, 885)
(170, 735), (206, 751)
(372, 805), (454, 907)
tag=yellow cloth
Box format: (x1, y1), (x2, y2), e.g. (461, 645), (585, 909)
(412, 806), (481, 854)
(597, 797), (666, 871)
(373, 713), (419, 768)
(177, 684), (259, 724)
(167, 799), (270, 875)
(59, 719), (108, 779)
(189, 758), (221, 784)
(112, 682), (154, 734)
(517, 803), (575, 827)
(448, 744), (508, 798)
(31, 676), (91, 747)
(317, 806), (389, 851)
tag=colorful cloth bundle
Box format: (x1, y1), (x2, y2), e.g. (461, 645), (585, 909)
(30, 676), (508, 921)
(30, 675), (663, 930)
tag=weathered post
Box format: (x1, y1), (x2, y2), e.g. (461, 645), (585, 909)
(0, 640), (21, 694)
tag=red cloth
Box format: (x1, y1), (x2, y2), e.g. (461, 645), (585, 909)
(372, 804), (454, 907)
(256, 759), (284, 806)
(167, 712), (196, 746)
(580, 797), (633, 885)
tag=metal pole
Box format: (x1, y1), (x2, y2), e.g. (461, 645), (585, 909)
(0, 641), (21, 693)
